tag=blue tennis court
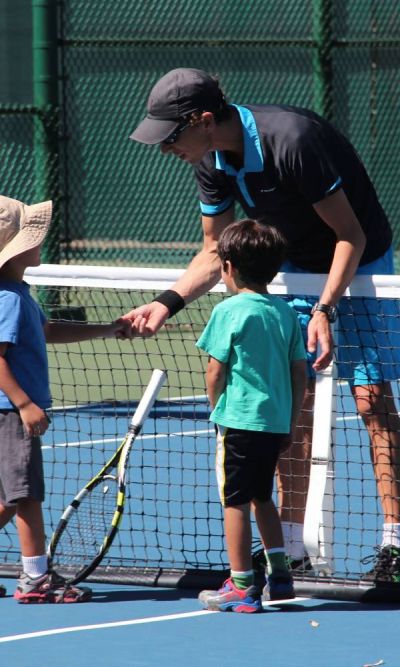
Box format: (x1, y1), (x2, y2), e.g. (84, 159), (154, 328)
(1, 386), (400, 665)
(1, 578), (399, 667)
(43, 397), (223, 574)
(0, 383), (395, 578)
(37, 385), (395, 579)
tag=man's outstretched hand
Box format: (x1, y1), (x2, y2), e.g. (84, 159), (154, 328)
(120, 301), (170, 337)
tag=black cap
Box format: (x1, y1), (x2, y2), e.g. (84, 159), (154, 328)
(130, 68), (225, 145)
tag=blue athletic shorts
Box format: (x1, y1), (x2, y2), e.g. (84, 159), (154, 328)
(281, 248), (400, 386)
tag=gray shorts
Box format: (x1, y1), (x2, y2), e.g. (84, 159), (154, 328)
(0, 410), (45, 507)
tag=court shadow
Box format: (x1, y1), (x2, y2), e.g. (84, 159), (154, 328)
(270, 600), (400, 613)
(90, 587), (200, 603)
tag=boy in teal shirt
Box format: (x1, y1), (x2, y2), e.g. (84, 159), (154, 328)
(196, 219), (307, 612)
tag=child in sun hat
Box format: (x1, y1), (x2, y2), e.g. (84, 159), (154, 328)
(0, 195), (128, 603)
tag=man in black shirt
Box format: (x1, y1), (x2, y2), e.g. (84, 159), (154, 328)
(126, 68), (400, 583)
(194, 103), (391, 274)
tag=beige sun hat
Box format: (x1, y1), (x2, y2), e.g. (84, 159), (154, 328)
(0, 195), (53, 269)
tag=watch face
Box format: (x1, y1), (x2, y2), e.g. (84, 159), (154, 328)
(328, 307), (337, 322)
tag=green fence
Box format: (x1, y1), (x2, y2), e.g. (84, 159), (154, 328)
(0, 0), (399, 266)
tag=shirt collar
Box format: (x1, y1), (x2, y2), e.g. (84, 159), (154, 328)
(215, 104), (264, 174)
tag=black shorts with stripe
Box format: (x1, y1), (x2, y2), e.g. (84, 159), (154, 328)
(215, 426), (286, 507)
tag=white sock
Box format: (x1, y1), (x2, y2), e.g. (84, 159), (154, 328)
(381, 523), (400, 549)
(281, 521), (306, 559)
(22, 555), (48, 579)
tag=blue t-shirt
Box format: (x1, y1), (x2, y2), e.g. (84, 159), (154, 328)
(0, 280), (51, 409)
(196, 292), (306, 433)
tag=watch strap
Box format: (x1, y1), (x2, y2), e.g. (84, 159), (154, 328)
(311, 302), (337, 323)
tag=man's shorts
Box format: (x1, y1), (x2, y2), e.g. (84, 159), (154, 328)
(0, 410), (45, 507)
(215, 426), (285, 507)
(281, 248), (400, 386)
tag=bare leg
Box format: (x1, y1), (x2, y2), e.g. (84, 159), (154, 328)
(199, 503), (262, 611)
(352, 382), (400, 524)
(253, 499), (284, 551)
(0, 503), (17, 529)
(15, 499), (46, 557)
(275, 377), (400, 561)
(277, 379), (315, 523)
(224, 504), (252, 572)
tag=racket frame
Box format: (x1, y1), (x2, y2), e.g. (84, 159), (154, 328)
(47, 369), (166, 584)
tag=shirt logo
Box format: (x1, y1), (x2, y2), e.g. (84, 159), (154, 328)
(260, 187), (276, 193)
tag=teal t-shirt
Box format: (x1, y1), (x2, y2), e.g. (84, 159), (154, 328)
(196, 292), (306, 433)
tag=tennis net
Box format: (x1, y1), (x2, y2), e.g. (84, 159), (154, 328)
(1, 264), (400, 599)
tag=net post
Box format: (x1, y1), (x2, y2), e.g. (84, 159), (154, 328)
(303, 323), (337, 575)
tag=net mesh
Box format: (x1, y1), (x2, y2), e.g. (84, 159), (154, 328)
(0, 265), (400, 592)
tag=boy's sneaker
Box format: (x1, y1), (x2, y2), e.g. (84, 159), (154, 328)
(362, 545), (400, 584)
(14, 571), (92, 604)
(288, 555), (315, 575)
(263, 569), (295, 601)
(198, 578), (263, 613)
(0, 584), (6, 597)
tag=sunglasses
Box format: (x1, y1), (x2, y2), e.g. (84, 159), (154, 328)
(162, 120), (193, 145)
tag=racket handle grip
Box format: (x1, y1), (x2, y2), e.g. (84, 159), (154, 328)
(132, 369), (166, 427)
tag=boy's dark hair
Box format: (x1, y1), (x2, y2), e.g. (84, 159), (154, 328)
(217, 219), (287, 285)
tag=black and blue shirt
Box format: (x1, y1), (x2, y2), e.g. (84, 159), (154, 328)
(194, 104), (392, 272)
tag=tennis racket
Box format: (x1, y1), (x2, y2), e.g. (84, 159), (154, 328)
(47, 368), (167, 584)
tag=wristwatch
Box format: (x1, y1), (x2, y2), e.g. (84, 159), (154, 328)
(311, 302), (338, 323)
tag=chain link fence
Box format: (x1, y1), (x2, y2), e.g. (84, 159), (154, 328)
(0, 0), (399, 266)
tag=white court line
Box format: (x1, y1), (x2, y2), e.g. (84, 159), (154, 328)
(0, 598), (306, 643)
(336, 414), (361, 423)
(42, 412), (374, 451)
(42, 428), (214, 450)
(50, 394), (208, 412)
(0, 610), (214, 643)
(42, 417), (365, 450)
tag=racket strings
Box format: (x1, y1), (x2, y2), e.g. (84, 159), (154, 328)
(51, 478), (119, 569)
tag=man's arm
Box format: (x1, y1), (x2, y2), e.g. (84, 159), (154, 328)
(170, 208), (235, 303)
(309, 188), (366, 371)
(280, 358), (307, 452)
(122, 207), (235, 336)
(290, 359), (307, 431)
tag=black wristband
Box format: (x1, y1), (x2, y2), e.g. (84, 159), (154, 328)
(153, 289), (185, 317)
